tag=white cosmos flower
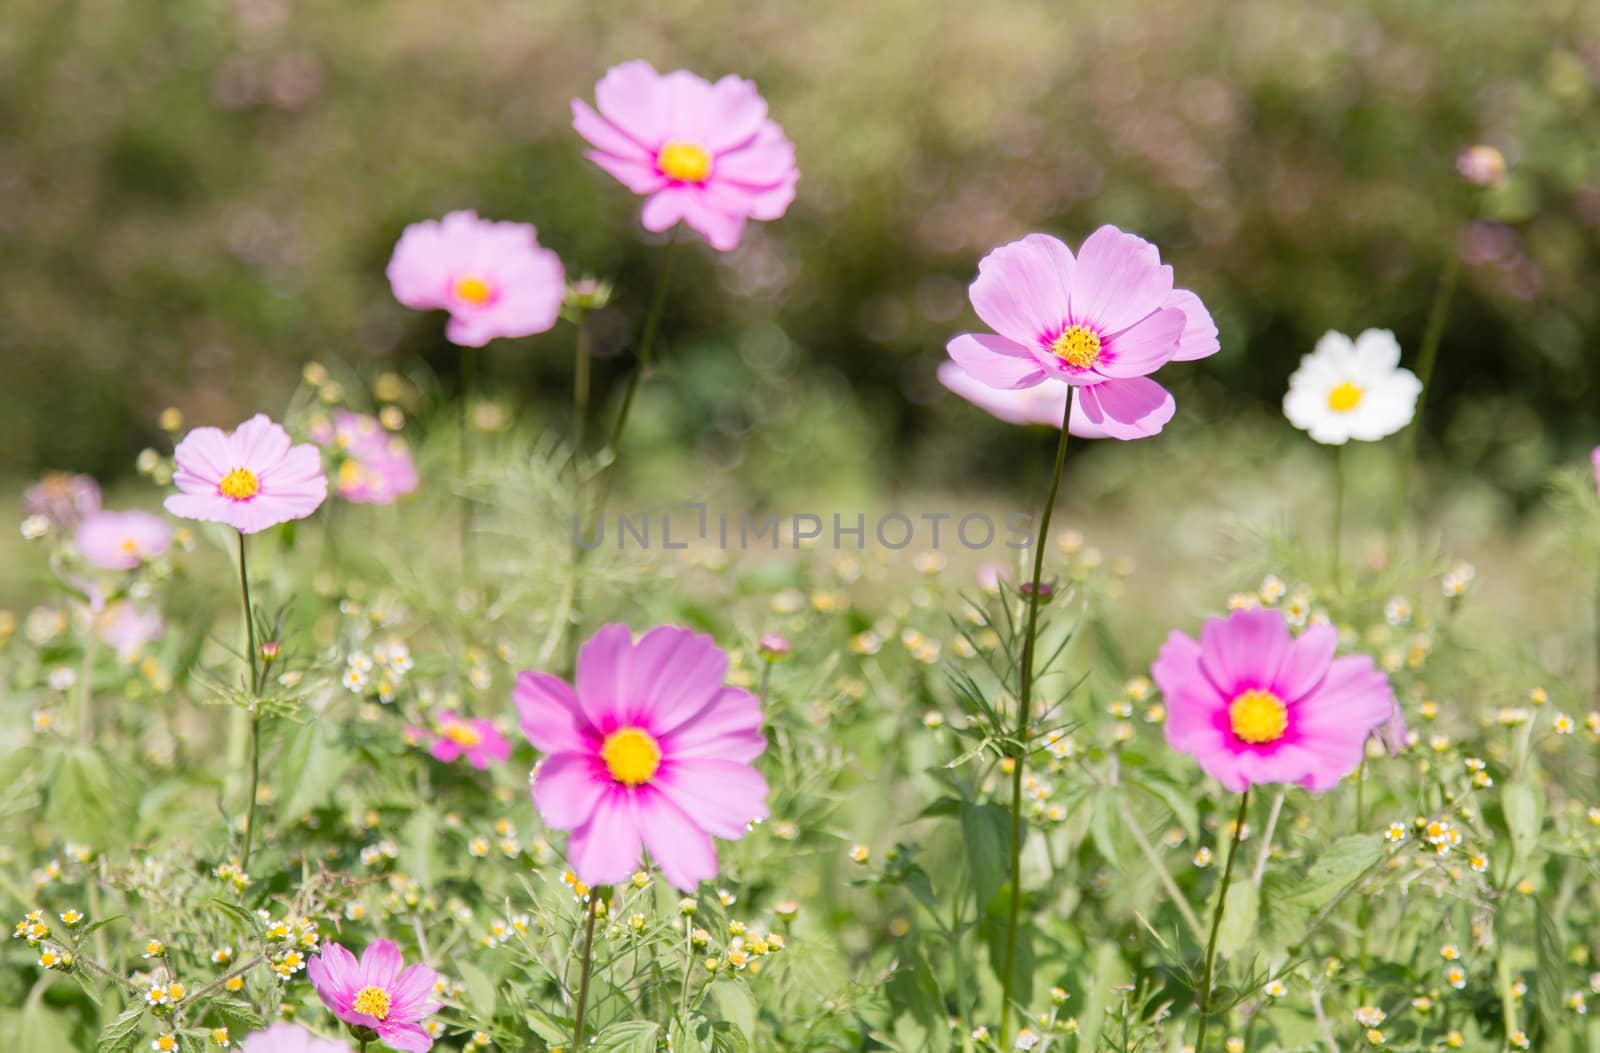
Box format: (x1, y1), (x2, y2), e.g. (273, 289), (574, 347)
(1283, 329), (1421, 445)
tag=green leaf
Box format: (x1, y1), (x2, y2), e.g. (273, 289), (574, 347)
(1215, 879), (1260, 959)
(207, 898), (265, 938)
(713, 978), (758, 1041)
(959, 802), (1013, 912)
(456, 959), (497, 1017)
(589, 1020), (660, 1052)
(524, 1008), (570, 1044)
(277, 719), (352, 824)
(78, 914), (127, 939)
(1284, 835), (1382, 909)
(886, 947), (951, 1053)
(1535, 899), (1564, 1031)
(95, 1005), (145, 1053)
(48, 746), (128, 849)
(1502, 779), (1542, 868)
(1131, 774), (1199, 842)
(212, 998), (265, 1036)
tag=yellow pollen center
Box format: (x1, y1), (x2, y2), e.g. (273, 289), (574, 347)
(218, 467), (260, 501)
(120, 537), (140, 553)
(601, 727), (662, 786)
(453, 275), (493, 305)
(352, 985), (391, 1020)
(1050, 325), (1102, 368)
(444, 721), (482, 747)
(657, 141), (712, 183)
(1327, 381), (1363, 412)
(1229, 689), (1288, 744)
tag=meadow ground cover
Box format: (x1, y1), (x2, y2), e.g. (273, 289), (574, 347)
(4, 39), (1600, 1053)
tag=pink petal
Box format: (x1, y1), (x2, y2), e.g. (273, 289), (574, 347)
(593, 60), (669, 148)
(513, 671), (594, 753)
(388, 962), (442, 1021)
(571, 98), (653, 163)
(1097, 307), (1186, 378)
(1072, 377), (1175, 440)
(171, 427), (233, 486)
(532, 753), (609, 831)
(1293, 655), (1395, 741)
(428, 739), (463, 763)
(636, 786), (719, 891)
(359, 939), (404, 989)
(375, 1021), (433, 1053)
(567, 787), (644, 887)
(1198, 609), (1292, 697)
(660, 686), (765, 762)
(585, 149), (670, 195)
(232, 414), (292, 469)
(938, 361), (1071, 429)
(700, 74), (770, 152)
(574, 624), (635, 731)
(946, 333), (1050, 390)
(656, 759), (769, 839)
(711, 123), (795, 187)
(1068, 225), (1174, 334)
(1270, 623), (1337, 703)
(628, 626), (727, 734)
(969, 233), (1076, 348)
(1165, 288), (1220, 361)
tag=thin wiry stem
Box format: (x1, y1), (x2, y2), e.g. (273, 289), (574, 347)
(1195, 789), (1251, 1053)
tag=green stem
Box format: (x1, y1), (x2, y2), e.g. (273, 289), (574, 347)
(75, 630), (98, 746)
(1394, 247), (1461, 524)
(1331, 444), (1346, 591)
(1195, 788), (1251, 1053)
(998, 390), (1074, 1046)
(459, 344), (478, 583)
(236, 532), (261, 872)
(574, 316), (592, 460)
(573, 894), (599, 1047)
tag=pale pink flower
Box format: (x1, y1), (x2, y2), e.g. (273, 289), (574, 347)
(307, 940), (439, 1053)
(165, 414), (328, 534)
(573, 61), (798, 251)
(97, 601), (164, 662)
(411, 714), (510, 770)
(945, 228), (1217, 439)
(938, 362), (1110, 437)
(1151, 608), (1395, 792)
(75, 509), (173, 570)
(514, 624), (768, 890)
(311, 412), (419, 505)
(22, 472), (100, 530)
(387, 211), (565, 348)
(242, 1023), (352, 1053)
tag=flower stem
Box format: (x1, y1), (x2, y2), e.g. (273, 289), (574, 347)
(998, 390), (1074, 1046)
(1331, 444), (1346, 591)
(75, 630), (98, 746)
(1195, 788), (1251, 1053)
(237, 532), (262, 872)
(573, 894), (599, 1047)
(459, 344), (478, 583)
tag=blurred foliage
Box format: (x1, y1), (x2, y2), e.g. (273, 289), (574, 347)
(3, 0), (1599, 497)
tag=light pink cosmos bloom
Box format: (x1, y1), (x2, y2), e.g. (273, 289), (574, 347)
(937, 362), (1112, 438)
(387, 211), (565, 348)
(945, 228), (1217, 440)
(514, 624), (768, 890)
(307, 940), (440, 1053)
(1591, 447), (1600, 498)
(412, 714), (511, 770)
(242, 1023), (353, 1053)
(22, 472), (101, 530)
(97, 601), (164, 662)
(311, 412), (419, 505)
(75, 509), (173, 570)
(573, 60), (798, 252)
(1151, 608), (1395, 793)
(165, 414), (328, 534)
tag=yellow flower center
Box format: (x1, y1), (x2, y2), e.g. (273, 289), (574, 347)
(600, 727), (662, 786)
(1050, 325), (1102, 368)
(1229, 689), (1288, 744)
(443, 721), (482, 748)
(119, 537), (140, 554)
(657, 141), (712, 183)
(352, 984), (392, 1020)
(218, 467), (260, 501)
(1327, 380), (1363, 412)
(453, 275), (493, 305)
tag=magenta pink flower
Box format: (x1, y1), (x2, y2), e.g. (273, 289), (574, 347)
(938, 362), (1112, 438)
(242, 1024), (352, 1053)
(307, 940), (439, 1053)
(387, 211), (564, 348)
(75, 509), (173, 570)
(311, 412), (420, 505)
(1151, 608), (1394, 792)
(22, 472), (101, 530)
(945, 228), (1218, 440)
(410, 713), (510, 770)
(165, 414), (328, 534)
(573, 61), (798, 252)
(514, 624), (768, 890)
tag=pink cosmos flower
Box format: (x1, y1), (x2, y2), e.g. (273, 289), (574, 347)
(938, 361), (1110, 438)
(1151, 608), (1395, 792)
(22, 472), (101, 530)
(97, 601), (165, 662)
(165, 414), (328, 534)
(242, 1024), (352, 1053)
(945, 228), (1218, 440)
(573, 61), (798, 252)
(75, 509), (173, 570)
(514, 624), (768, 890)
(409, 713), (511, 770)
(311, 412), (419, 505)
(307, 940), (439, 1053)
(387, 211), (565, 348)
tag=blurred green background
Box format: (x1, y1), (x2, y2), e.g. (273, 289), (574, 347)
(3, 0), (1598, 497)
